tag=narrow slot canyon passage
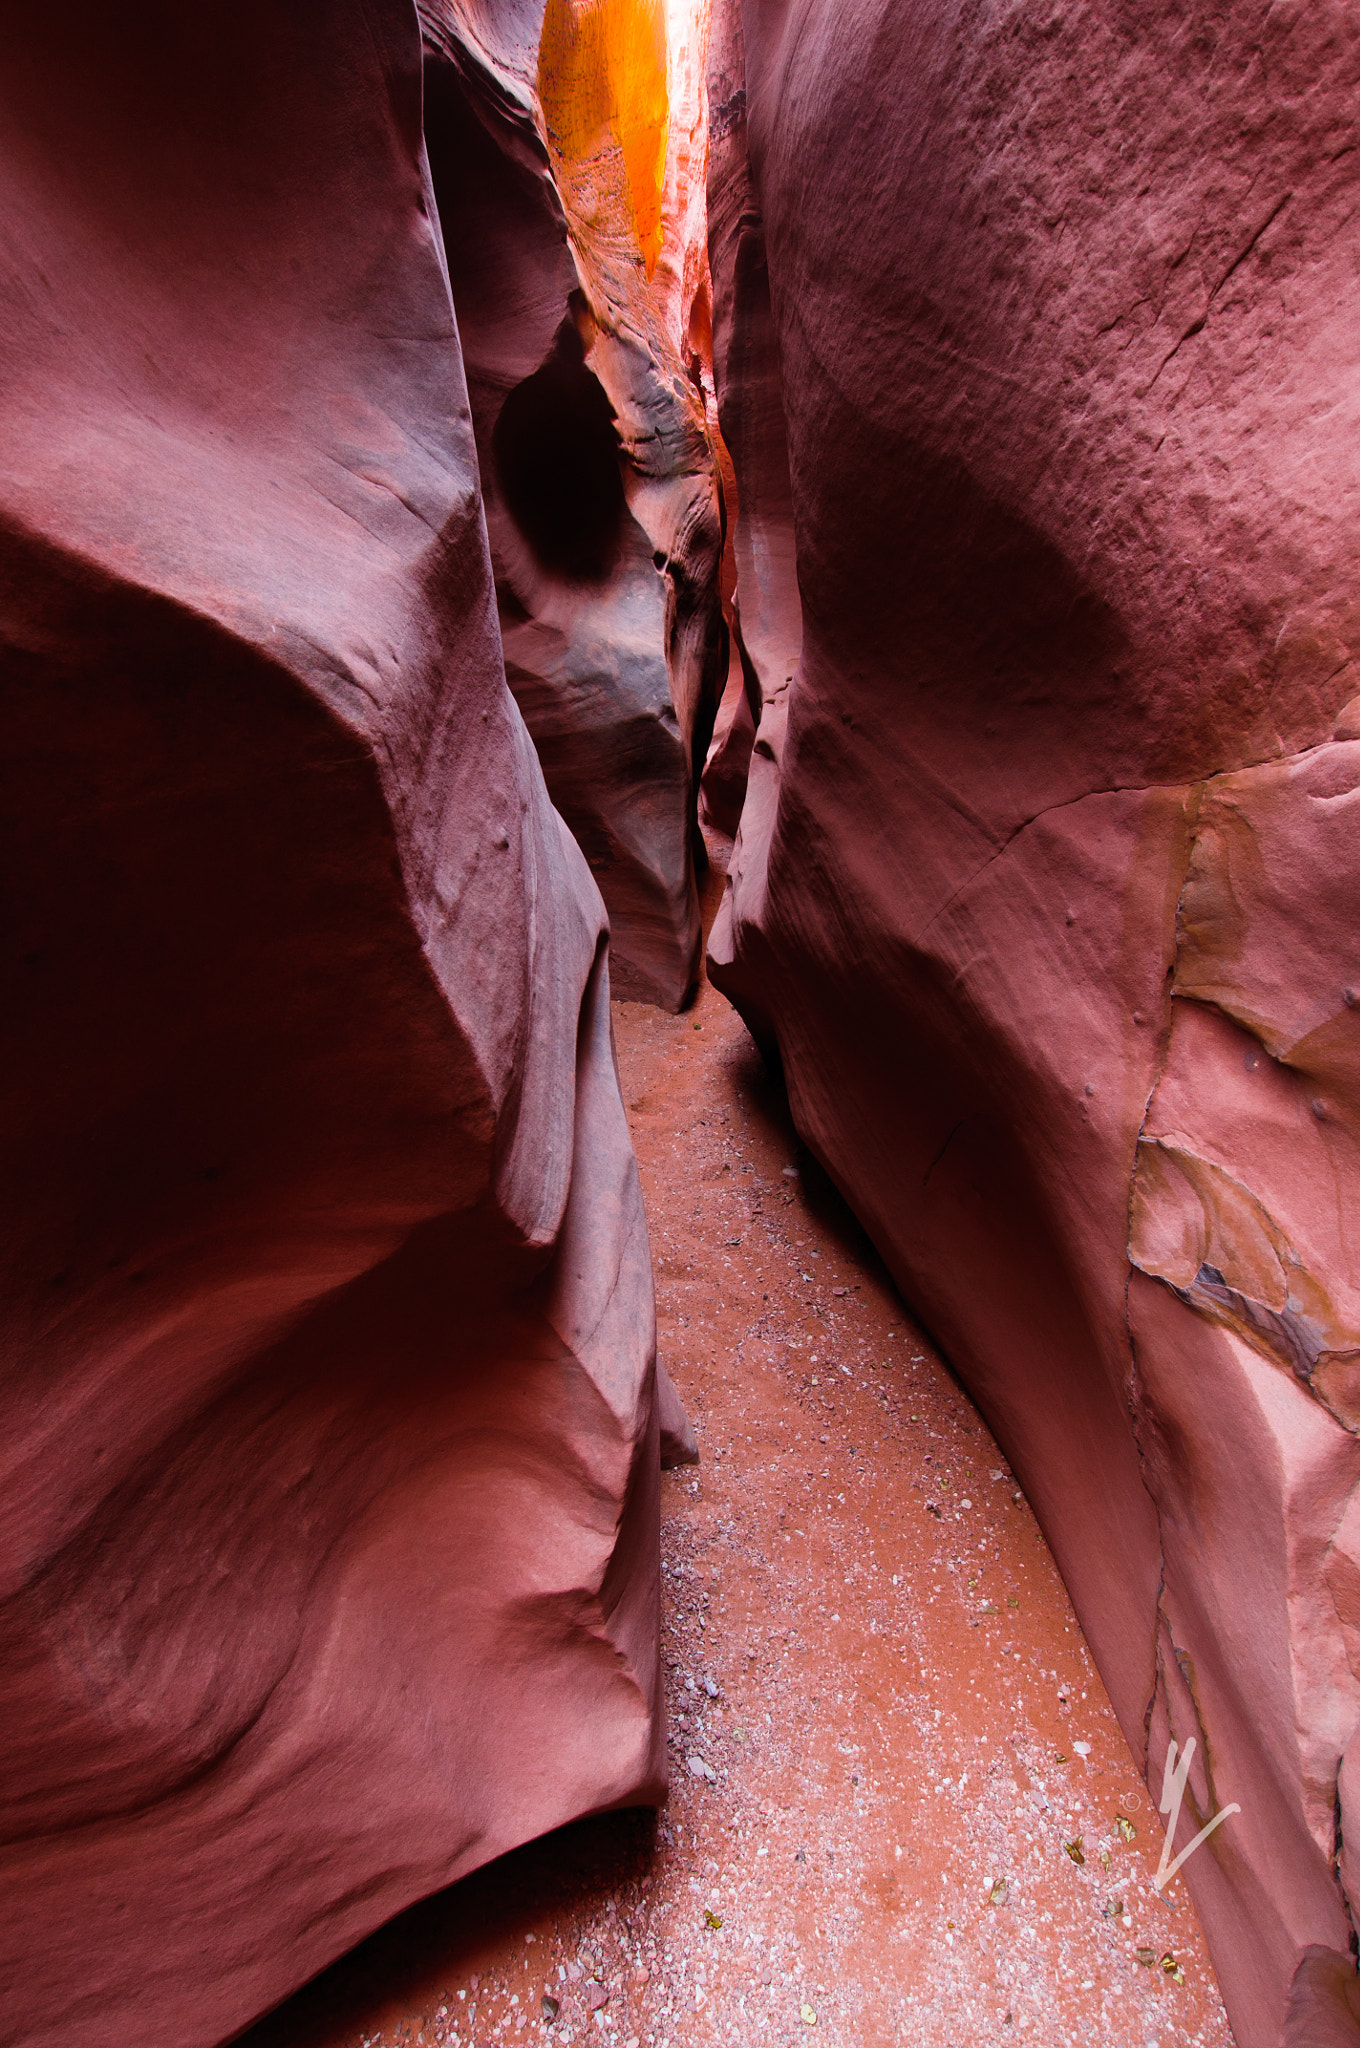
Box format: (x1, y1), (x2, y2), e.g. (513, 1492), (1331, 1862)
(8, 6), (1360, 2045)
(239, 890), (1233, 2048)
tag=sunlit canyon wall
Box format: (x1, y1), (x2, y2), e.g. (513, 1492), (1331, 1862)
(421, 0), (723, 1006)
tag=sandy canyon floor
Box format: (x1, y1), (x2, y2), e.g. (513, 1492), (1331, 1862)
(240, 914), (1235, 2048)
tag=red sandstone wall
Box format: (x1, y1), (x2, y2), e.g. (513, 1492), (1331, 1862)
(0, 7), (668, 2042)
(421, 0), (724, 1008)
(707, 2), (1360, 2041)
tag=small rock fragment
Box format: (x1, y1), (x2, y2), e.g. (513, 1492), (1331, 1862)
(542, 1994), (560, 2020)
(1115, 1814), (1136, 1841)
(1064, 1837), (1085, 1864)
(800, 2004), (818, 2026)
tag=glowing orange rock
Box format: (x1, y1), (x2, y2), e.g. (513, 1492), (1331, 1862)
(539, 0), (669, 278)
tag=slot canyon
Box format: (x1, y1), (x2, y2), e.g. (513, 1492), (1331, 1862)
(2, 4), (1358, 2048)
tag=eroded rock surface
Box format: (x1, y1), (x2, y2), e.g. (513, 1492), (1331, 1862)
(707, 2), (1360, 2040)
(0, 6), (668, 2043)
(697, 0), (800, 899)
(421, 0), (723, 1007)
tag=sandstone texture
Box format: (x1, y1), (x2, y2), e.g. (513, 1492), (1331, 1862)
(698, 0), (800, 888)
(421, 0), (724, 1008)
(707, 2), (1360, 2042)
(696, 639), (758, 867)
(0, 6), (673, 2043)
(237, 966), (1237, 2048)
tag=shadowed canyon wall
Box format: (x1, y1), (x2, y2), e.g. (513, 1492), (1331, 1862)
(420, 0), (724, 1007)
(705, 2), (1360, 2043)
(0, 3), (707, 2042)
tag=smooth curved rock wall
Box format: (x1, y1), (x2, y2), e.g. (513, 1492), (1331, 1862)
(0, 6), (666, 2042)
(707, 3), (1360, 2041)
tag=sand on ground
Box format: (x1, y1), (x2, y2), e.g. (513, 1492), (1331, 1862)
(239, 922), (1233, 2048)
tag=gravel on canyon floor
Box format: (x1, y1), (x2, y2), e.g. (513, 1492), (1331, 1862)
(240, 949), (1234, 2048)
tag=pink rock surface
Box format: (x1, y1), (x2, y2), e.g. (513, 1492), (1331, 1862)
(420, 1), (723, 1009)
(0, 6), (666, 2043)
(698, 0), (800, 899)
(696, 638), (757, 865)
(707, 1), (1360, 2040)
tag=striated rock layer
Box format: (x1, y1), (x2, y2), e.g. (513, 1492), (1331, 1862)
(0, 5), (672, 2043)
(707, 2), (1360, 2042)
(421, 0), (724, 1008)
